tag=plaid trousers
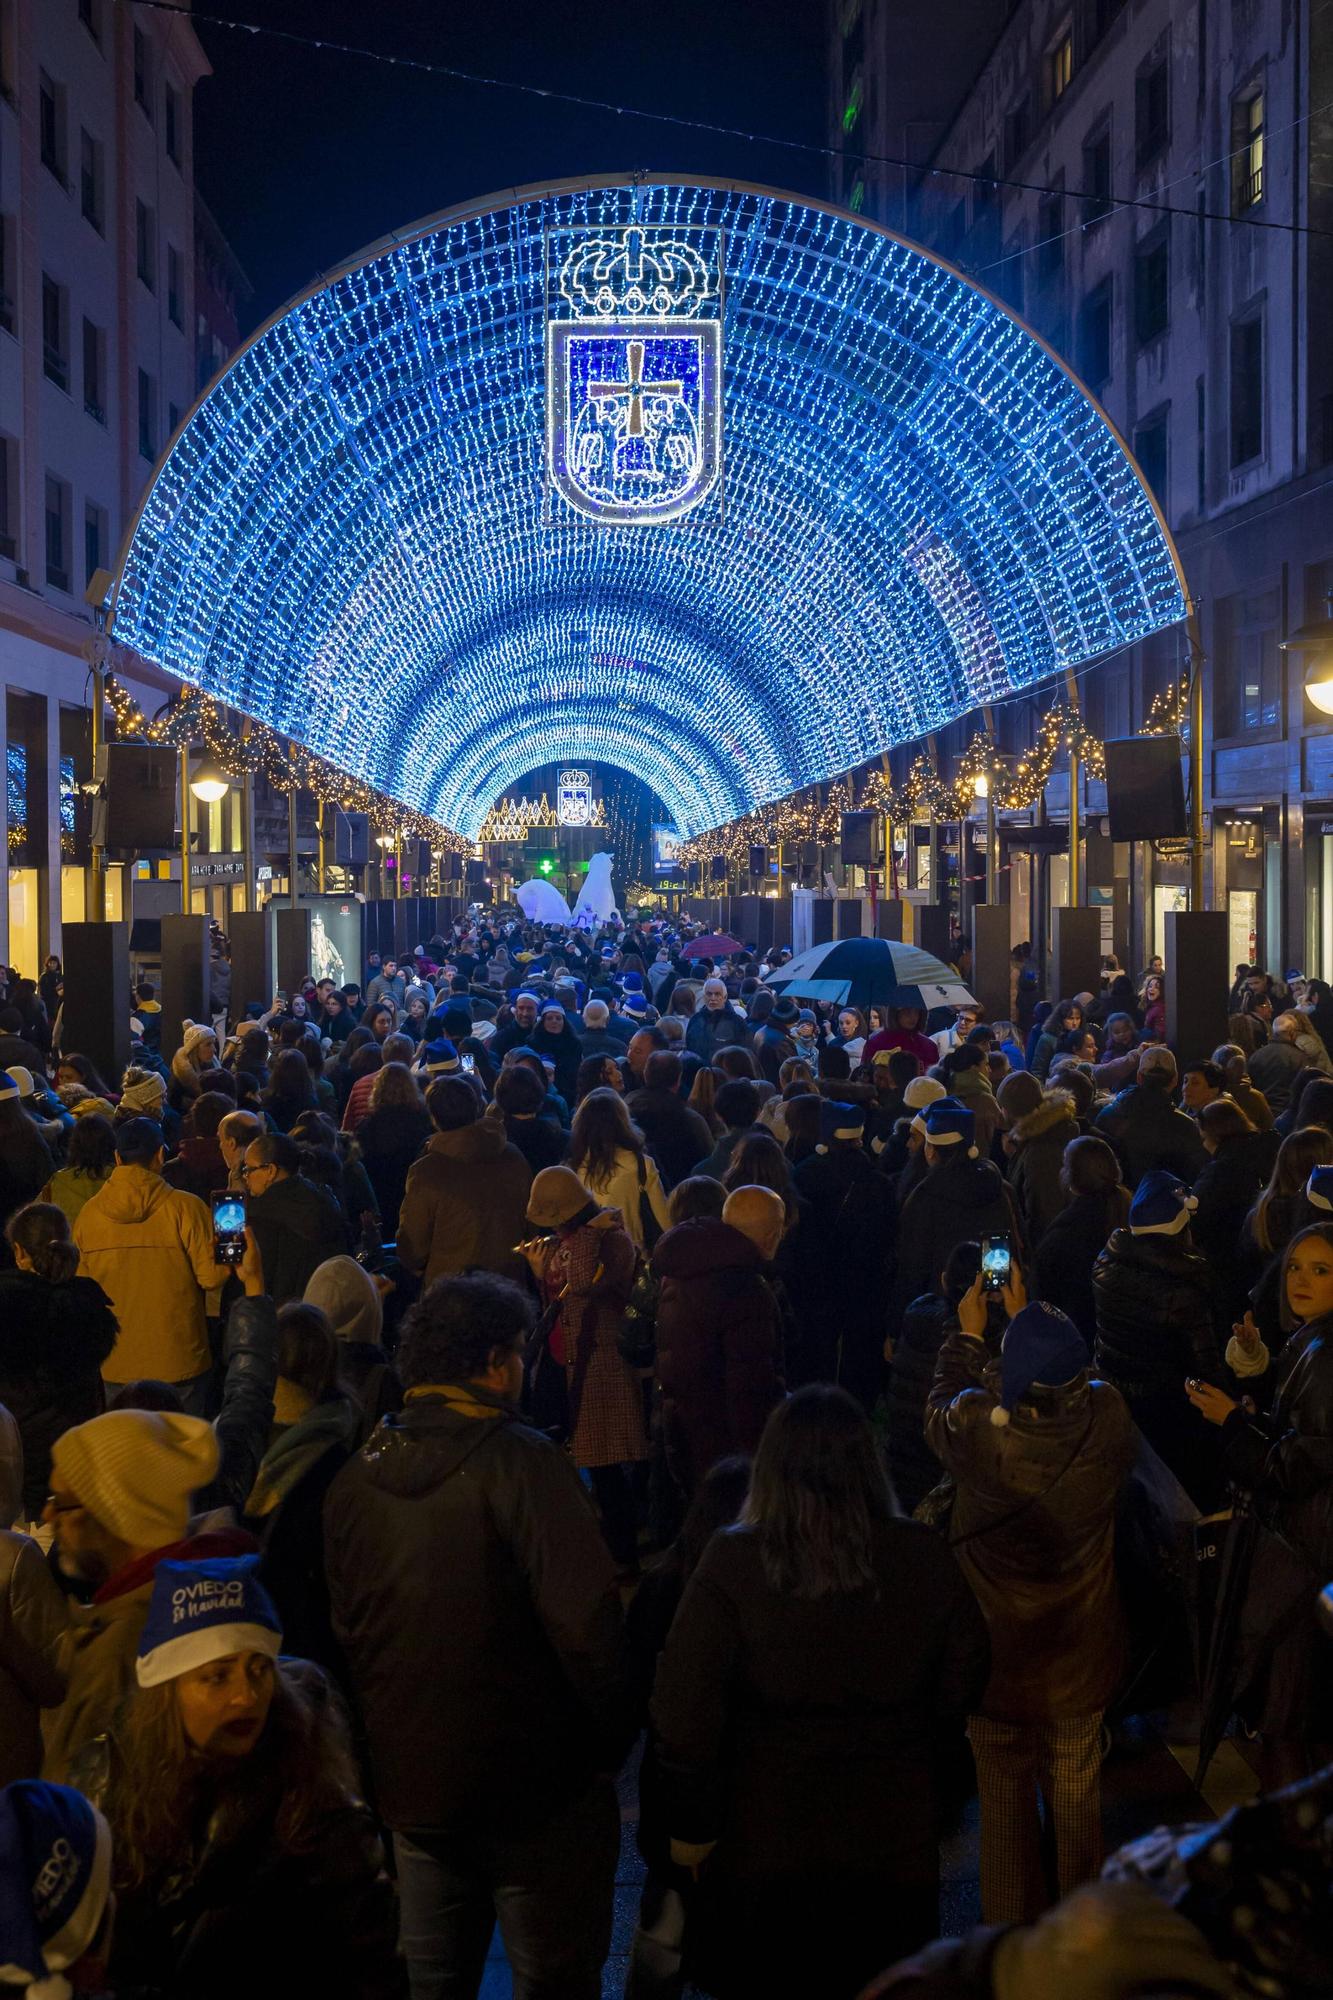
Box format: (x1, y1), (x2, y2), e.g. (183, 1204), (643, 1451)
(968, 1711), (1104, 1924)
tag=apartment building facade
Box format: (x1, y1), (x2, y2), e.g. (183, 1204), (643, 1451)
(0, 0), (217, 973)
(830, 0), (1333, 977)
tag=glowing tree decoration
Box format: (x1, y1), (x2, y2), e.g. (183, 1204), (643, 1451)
(111, 177), (1186, 840)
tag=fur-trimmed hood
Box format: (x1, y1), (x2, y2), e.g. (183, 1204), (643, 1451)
(1010, 1089), (1079, 1145)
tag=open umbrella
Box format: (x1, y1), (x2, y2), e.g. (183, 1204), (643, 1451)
(681, 933), (745, 960)
(762, 936), (976, 1013)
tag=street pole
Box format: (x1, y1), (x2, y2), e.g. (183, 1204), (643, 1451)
(394, 830), (403, 900)
(986, 785), (998, 903)
(88, 645), (107, 922)
(178, 746), (192, 914)
(317, 798), (327, 894)
(1068, 744), (1082, 907)
(1188, 607), (1206, 910)
(287, 785), (299, 908)
(239, 720), (255, 915)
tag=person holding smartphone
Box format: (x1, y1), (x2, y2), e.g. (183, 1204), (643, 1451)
(925, 1262), (1136, 1926)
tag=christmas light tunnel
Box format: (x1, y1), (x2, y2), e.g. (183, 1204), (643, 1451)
(110, 176), (1187, 842)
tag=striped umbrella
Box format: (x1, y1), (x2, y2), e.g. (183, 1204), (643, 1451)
(762, 936), (976, 1012)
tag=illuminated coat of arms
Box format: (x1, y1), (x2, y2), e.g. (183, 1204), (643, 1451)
(557, 768), (595, 826)
(546, 225), (722, 526)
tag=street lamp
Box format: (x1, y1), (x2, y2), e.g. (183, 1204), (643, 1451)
(375, 831), (393, 901)
(1281, 593), (1333, 714)
(188, 751), (231, 803)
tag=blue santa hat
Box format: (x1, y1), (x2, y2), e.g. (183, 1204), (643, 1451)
(1306, 1164), (1333, 1213)
(136, 1555), (282, 1689)
(922, 1095), (977, 1159)
(816, 1099), (866, 1152)
(0, 1780), (112, 1993)
(1128, 1169), (1197, 1236)
(990, 1301), (1089, 1427)
(619, 970), (644, 992)
(600, 943), (619, 960)
(422, 1038), (459, 1075)
(513, 988), (544, 1006)
(622, 991), (649, 1018)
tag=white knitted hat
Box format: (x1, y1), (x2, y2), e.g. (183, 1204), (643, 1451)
(51, 1412), (219, 1549)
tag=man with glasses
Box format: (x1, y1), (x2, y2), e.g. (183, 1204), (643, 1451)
(241, 1132), (347, 1306)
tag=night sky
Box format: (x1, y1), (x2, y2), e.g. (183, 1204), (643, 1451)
(191, 0), (829, 329)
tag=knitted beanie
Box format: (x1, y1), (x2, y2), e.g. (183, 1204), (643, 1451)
(180, 1021), (216, 1060)
(304, 1254), (383, 1345)
(51, 1411), (219, 1549)
(118, 1070), (167, 1115)
(903, 1074), (948, 1113)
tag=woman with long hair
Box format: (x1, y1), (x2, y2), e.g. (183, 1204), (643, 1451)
(1030, 999), (1084, 1082)
(40, 1109), (116, 1224)
(566, 1087), (669, 1250)
(574, 1053), (624, 1105)
(1244, 1125), (1333, 1258)
(262, 1047), (318, 1134)
(1033, 1135), (1130, 1347)
(651, 1386), (989, 1997)
(686, 1060), (722, 1135)
(355, 1063), (431, 1241)
(0, 1202), (117, 1537)
(85, 1555), (402, 1998)
(1188, 1223), (1333, 1784)
(721, 1130), (799, 1231)
(55, 1051), (117, 1102)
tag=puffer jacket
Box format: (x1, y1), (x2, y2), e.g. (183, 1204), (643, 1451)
(324, 1385), (632, 1836)
(1094, 1084), (1207, 1189)
(1006, 1091), (1079, 1247)
(925, 1333), (1137, 1721)
(1092, 1227), (1226, 1505)
(894, 1155), (1022, 1323)
(394, 1109), (532, 1285)
(652, 1218), (785, 1494)
(0, 1406), (68, 1785)
(0, 1269), (118, 1520)
(72, 1165), (230, 1383)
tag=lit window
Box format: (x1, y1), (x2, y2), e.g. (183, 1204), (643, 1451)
(1047, 31), (1073, 107)
(1233, 89), (1264, 210)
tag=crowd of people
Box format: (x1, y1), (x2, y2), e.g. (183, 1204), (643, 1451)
(0, 920), (1330, 1998)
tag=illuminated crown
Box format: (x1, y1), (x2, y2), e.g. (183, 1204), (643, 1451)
(558, 229), (716, 319)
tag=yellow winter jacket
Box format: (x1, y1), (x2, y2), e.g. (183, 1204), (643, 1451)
(73, 1165), (229, 1383)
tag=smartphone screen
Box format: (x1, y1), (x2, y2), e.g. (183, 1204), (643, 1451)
(460, 1052), (476, 1074)
(981, 1234), (1012, 1292)
(211, 1191), (247, 1266)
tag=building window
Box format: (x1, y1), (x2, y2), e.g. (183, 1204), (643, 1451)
(167, 244), (182, 326)
(1036, 191), (1064, 285)
(82, 318), (105, 424)
(138, 367), (157, 461)
(0, 434), (17, 560)
(44, 474), (71, 592)
(1134, 230), (1169, 344)
(84, 500), (106, 588)
(39, 70), (67, 183)
(80, 129), (103, 232)
(168, 401), (181, 437)
(1216, 588), (1280, 735)
(1133, 407), (1168, 503)
(1078, 278), (1113, 389)
(0, 215), (14, 336)
(136, 199), (156, 291)
(1230, 312), (1264, 466)
(165, 83), (181, 165)
(1232, 87), (1264, 210)
(1046, 26), (1073, 110)
(133, 26), (153, 120)
(1083, 124), (1112, 227)
(77, 0), (101, 45)
(1135, 57), (1170, 167)
(1004, 96), (1031, 169)
(41, 275), (68, 392)
(1196, 375), (1206, 513)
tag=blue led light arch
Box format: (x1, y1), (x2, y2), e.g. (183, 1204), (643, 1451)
(111, 175), (1187, 838)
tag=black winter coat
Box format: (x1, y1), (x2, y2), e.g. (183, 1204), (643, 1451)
(1005, 1092), (1079, 1247)
(1092, 1228), (1225, 1506)
(354, 1102), (431, 1240)
(324, 1387), (632, 1835)
(651, 1522), (989, 1994)
(886, 1295), (958, 1515)
(625, 1085), (714, 1190)
(1094, 1085), (1207, 1189)
(789, 1144), (897, 1402)
(1191, 1132), (1274, 1313)
(246, 1173), (349, 1305)
(894, 1156), (1021, 1326)
(1033, 1191), (1125, 1348)
(1220, 1313), (1333, 1736)
(0, 1271), (117, 1518)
